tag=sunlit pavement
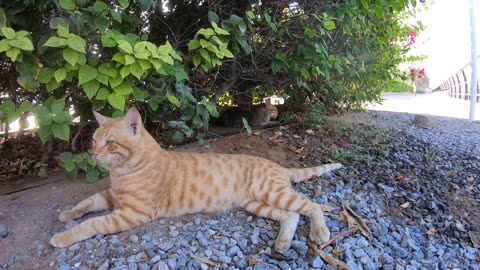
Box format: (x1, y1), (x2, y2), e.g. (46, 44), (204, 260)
(368, 91), (480, 121)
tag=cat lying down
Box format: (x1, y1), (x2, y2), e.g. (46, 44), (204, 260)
(50, 107), (341, 253)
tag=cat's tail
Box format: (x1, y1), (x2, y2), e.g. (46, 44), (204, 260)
(286, 163), (342, 183)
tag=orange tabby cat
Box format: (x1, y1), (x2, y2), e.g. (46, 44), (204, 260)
(50, 107), (341, 253)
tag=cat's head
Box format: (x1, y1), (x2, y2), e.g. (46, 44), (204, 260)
(264, 98), (278, 119)
(91, 107), (144, 168)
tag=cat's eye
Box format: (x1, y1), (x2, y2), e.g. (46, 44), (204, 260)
(106, 140), (114, 146)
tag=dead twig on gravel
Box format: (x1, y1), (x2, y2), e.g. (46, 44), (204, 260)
(190, 254), (220, 267)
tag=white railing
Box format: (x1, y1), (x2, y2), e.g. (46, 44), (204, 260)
(440, 55), (480, 102)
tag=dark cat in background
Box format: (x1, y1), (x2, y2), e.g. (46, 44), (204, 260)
(217, 99), (278, 128)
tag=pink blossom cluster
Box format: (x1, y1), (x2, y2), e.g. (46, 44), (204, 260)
(410, 68), (425, 80)
(409, 29), (417, 46)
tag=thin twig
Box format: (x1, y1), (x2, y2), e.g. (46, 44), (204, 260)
(190, 254), (220, 267)
(319, 226), (359, 249)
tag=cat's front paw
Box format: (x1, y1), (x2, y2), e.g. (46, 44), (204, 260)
(59, 210), (77, 222)
(50, 232), (75, 248)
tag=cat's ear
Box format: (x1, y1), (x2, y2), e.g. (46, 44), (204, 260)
(123, 107), (142, 136)
(93, 111), (107, 125)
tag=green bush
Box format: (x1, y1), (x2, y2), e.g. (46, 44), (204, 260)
(0, 0), (428, 180)
(386, 79), (414, 93)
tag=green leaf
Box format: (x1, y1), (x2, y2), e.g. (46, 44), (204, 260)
(86, 169), (100, 182)
(57, 25), (70, 38)
(0, 8), (6, 28)
(63, 47), (78, 66)
(242, 117), (252, 135)
(0, 39), (11, 52)
(113, 81), (133, 95)
(120, 66), (130, 78)
(98, 63), (117, 78)
(52, 111), (73, 123)
(174, 66), (189, 82)
(87, 155), (97, 166)
(110, 10), (122, 22)
(165, 93), (180, 107)
(360, 0), (368, 10)
(96, 88), (109, 100)
(38, 125), (53, 144)
(67, 35), (86, 53)
(133, 87), (146, 101)
(15, 54), (39, 91)
(172, 130), (184, 143)
(112, 52), (126, 64)
(59, 0), (76, 10)
(18, 101), (33, 114)
(0, 100), (15, 115)
(6, 47), (20, 62)
(124, 54), (135, 66)
(188, 40), (201, 50)
(65, 167), (78, 180)
(117, 40), (133, 54)
(108, 93), (125, 111)
(1, 27), (15, 39)
(101, 35), (116, 47)
(137, 59), (151, 70)
(32, 106), (52, 125)
(193, 53), (201, 67)
(323, 18), (336, 31)
(54, 68), (67, 83)
(95, 15), (109, 31)
(246, 11), (255, 20)
(96, 73), (109, 85)
(78, 65), (98, 85)
(9, 37), (34, 51)
(50, 17), (70, 29)
(83, 80), (100, 99)
(38, 68), (55, 83)
(109, 74), (123, 88)
(129, 62), (143, 79)
(52, 122), (70, 141)
(118, 0), (129, 8)
(60, 152), (73, 164)
(51, 98), (65, 114)
(208, 11), (219, 23)
(94, 1), (109, 13)
(43, 37), (66, 48)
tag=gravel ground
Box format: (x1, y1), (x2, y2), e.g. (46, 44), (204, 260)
(2, 111), (480, 269)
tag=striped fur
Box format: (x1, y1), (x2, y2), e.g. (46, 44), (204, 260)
(50, 108), (342, 252)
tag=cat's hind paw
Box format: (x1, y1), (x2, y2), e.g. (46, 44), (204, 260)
(309, 221), (330, 245)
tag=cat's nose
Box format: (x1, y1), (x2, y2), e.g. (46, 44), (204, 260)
(91, 152), (98, 159)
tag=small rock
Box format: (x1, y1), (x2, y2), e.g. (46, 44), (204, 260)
(312, 255), (324, 268)
(68, 243), (80, 252)
(151, 255), (161, 264)
(129, 235), (139, 243)
(168, 231), (179, 238)
(0, 224), (7, 238)
(138, 263), (150, 270)
(158, 241), (175, 252)
(142, 235), (152, 242)
(57, 264), (71, 270)
(97, 260), (109, 270)
(153, 261), (169, 270)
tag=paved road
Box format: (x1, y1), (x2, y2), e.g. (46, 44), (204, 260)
(368, 91), (480, 121)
